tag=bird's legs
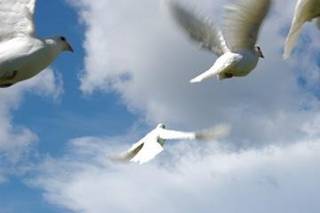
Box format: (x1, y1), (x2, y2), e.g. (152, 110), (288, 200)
(0, 70), (18, 81)
(0, 70), (18, 88)
(218, 73), (233, 80)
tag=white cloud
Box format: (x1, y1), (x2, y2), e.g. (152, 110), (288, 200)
(71, 0), (320, 146)
(0, 69), (63, 182)
(35, 1), (320, 212)
(32, 136), (320, 213)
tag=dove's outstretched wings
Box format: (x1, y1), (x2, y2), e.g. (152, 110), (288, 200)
(0, 0), (36, 41)
(223, 0), (271, 51)
(284, 0), (320, 59)
(111, 125), (230, 164)
(168, 1), (229, 56)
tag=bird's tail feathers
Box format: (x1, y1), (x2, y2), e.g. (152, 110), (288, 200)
(195, 124), (231, 141)
(190, 69), (219, 83)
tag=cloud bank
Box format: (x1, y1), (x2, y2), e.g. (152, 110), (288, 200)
(33, 137), (320, 213)
(29, 0), (320, 212)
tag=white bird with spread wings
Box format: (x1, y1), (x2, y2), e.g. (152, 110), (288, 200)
(284, 0), (320, 59)
(112, 123), (230, 164)
(0, 0), (73, 88)
(168, 0), (271, 83)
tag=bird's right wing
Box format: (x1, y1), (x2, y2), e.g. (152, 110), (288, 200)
(111, 135), (164, 165)
(284, 0), (320, 59)
(129, 138), (164, 164)
(223, 0), (271, 51)
(0, 0), (36, 41)
(168, 1), (229, 56)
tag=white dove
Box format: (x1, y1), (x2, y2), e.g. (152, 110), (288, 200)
(283, 0), (320, 59)
(0, 0), (73, 88)
(168, 0), (271, 83)
(112, 123), (230, 164)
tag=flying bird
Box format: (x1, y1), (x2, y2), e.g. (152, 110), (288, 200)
(168, 0), (271, 83)
(283, 0), (320, 59)
(111, 123), (230, 164)
(0, 0), (73, 88)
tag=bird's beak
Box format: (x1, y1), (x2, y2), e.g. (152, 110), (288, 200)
(66, 42), (74, 52)
(259, 51), (264, 59)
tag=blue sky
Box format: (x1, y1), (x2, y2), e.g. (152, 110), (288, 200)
(1, 0), (320, 212)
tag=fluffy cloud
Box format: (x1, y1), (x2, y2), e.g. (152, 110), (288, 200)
(0, 69), (62, 183)
(32, 136), (320, 213)
(33, 0), (320, 212)
(71, 0), (320, 146)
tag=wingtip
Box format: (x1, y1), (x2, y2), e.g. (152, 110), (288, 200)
(196, 124), (231, 141)
(190, 77), (202, 83)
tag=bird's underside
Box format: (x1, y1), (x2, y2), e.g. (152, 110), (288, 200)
(0, 70), (18, 87)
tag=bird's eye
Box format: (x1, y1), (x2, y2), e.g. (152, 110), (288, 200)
(60, 36), (66, 41)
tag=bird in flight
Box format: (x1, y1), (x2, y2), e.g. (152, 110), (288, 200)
(168, 0), (271, 83)
(111, 123), (230, 164)
(283, 0), (320, 59)
(0, 0), (73, 88)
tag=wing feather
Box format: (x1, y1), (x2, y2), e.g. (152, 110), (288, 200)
(158, 129), (196, 140)
(223, 0), (271, 51)
(130, 139), (164, 164)
(0, 0), (36, 41)
(284, 0), (320, 59)
(168, 1), (229, 56)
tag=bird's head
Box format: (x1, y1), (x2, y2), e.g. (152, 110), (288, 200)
(156, 123), (166, 129)
(55, 36), (74, 52)
(255, 46), (264, 58)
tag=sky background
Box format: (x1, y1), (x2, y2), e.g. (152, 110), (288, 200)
(1, 0), (320, 212)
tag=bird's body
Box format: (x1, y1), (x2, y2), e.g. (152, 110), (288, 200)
(193, 50), (259, 82)
(0, 0), (73, 87)
(169, 0), (271, 83)
(112, 123), (230, 164)
(284, 0), (320, 59)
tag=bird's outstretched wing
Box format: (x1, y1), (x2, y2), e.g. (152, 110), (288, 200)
(0, 0), (36, 41)
(129, 138), (164, 164)
(223, 0), (271, 51)
(158, 124), (231, 141)
(111, 135), (164, 165)
(284, 0), (320, 59)
(168, 1), (229, 56)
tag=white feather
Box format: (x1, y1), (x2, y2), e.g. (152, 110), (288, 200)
(284, 0), (320, 59)
(0, 0), (36, 41)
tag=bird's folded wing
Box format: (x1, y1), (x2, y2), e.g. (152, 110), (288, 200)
(223, 0), (271, 51)
(0, 0), (36, 41)
(284, 0), (320, 59)
(168, 1), (229, 56)
(158, 128), (196, 140)
(130, 139), (164, 164)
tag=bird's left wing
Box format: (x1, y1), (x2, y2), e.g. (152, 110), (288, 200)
(158, 124), (231, 141)
(223, 0), (272, 51)
(0, 0), (36, 41)
(168, 1), (229, 56)
(158, 128), (196, 140)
